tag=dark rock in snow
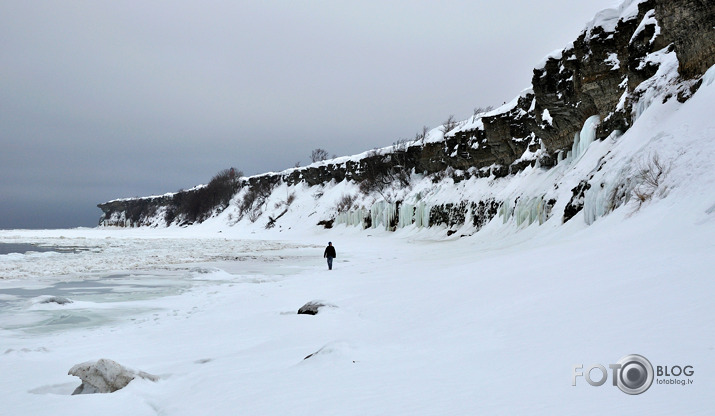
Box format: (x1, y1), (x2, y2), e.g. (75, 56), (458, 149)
(428, 199), (500, 230)
(563, 180), (592, 223)
(298, 301), (334, 315)
(317, 219), (334, 229)
(302, 342), (354, 361)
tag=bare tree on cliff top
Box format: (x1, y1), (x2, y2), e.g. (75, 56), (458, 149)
(310, 148), (329, 163)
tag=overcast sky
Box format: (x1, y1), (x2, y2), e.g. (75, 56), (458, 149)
(0, 0), (620, 229)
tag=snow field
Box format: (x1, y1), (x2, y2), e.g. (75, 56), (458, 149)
(1, 185), (714, 415)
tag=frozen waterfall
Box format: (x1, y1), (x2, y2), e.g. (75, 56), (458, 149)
(335, 200), (431, 230)
(571, 115), (600, 161)
(499, 195), (550, 226)
(398, 201), (430, 228)
(335, 208), (369, 228)
(370, 201), (397, 230)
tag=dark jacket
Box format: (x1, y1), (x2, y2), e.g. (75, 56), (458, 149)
(324, 245), (336, 258)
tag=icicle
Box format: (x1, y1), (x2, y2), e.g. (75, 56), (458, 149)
(335, 208), (368, 228)
(398, 203), (414, 228)
(582, 162), (634, 225)
(572, 115), (600, 159)
(571, 132), (580, 160)
(370, 201), (398, 230)
(502, 196), (550, 226)
(338, 199), (431, 230)
(416, 201), (430, 228)
(498, 199), (513, 224)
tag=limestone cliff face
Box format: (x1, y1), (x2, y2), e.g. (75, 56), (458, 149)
(656, 0), (715, 79)
(98, 0), (715, 228)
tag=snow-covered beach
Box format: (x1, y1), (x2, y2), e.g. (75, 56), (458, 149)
(1, 189), (713, 415)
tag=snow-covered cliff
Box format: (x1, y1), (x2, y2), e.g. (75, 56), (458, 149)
(98, 0), (715, 237)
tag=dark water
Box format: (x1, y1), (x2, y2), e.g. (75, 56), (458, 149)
(0, 243), (91, 255)
(0, 243), (55, 255)
(0, 278), (123, 299)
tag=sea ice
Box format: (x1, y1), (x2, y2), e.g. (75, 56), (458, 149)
(34, 295), (73, 305)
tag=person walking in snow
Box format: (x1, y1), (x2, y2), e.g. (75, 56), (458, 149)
(323, 242), (336, 270)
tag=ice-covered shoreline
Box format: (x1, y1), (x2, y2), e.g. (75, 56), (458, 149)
(0, 227), (322, 280)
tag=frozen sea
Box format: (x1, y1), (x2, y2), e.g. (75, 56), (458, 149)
(0, 230), (315, 335)
(0, 243), (56, 255)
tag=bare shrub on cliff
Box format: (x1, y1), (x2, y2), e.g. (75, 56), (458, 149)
(473, 105), (494, 116)
(335, 194), (356, 213)
(391, 139), (412, 188)
(310, 148), (329, 163)
(607, 178), (633, 213)
(274, 190), (297, 209)
(632, 153), (671, 209)
(358, 146), (412, 199)
(415, 126), (429, 143)
(238, 179), (276, 222)
(430, 166), (455, 183)
(358, 149), (391, 195)
(207, 167), (243, 205)
(247, 206), (262, 223)
(173, 167), (243, 225)
(441, 115), (458, 135)
(286, 191), (296, 206)
(265, 189), (295, 229)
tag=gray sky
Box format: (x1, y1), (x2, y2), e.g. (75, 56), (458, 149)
(0, 0), (620, 229)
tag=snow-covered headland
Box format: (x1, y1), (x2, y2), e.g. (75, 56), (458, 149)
(1, 0), (714, 414)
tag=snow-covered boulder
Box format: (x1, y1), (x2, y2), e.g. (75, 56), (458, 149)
(68, 358), (158, 395)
